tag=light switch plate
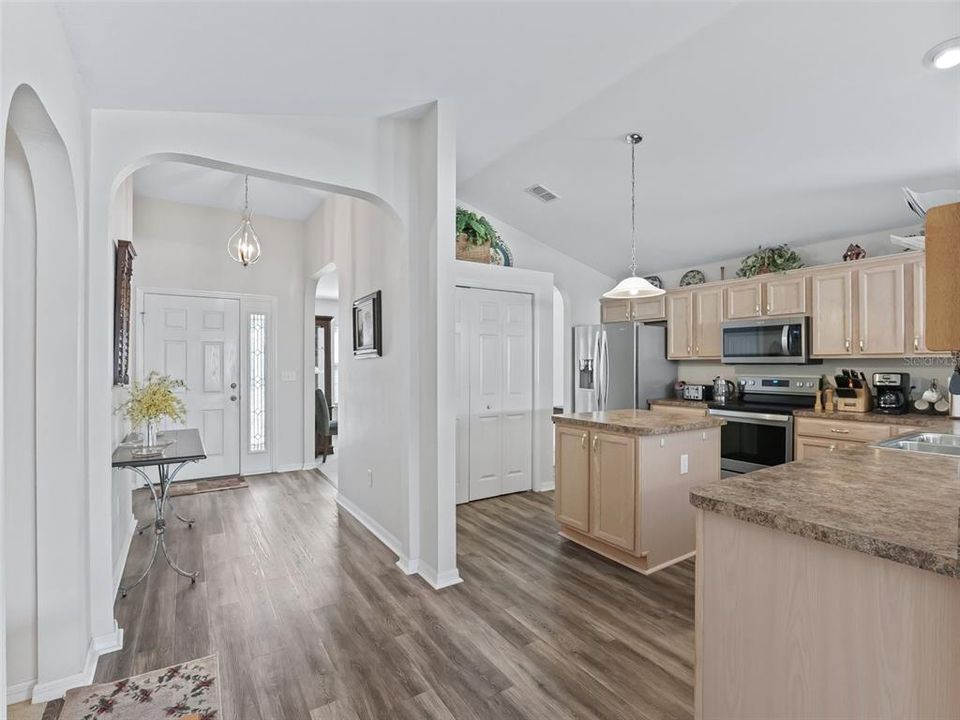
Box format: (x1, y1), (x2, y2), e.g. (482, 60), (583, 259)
(680, 454), (689, 475)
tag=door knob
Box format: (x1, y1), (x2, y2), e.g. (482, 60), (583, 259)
(230, 382), (237, 389)
(230, 395), (237, 402)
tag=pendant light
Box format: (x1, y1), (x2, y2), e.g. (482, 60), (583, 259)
(227, 175), (262, 267)
(603, 133), (664, 299)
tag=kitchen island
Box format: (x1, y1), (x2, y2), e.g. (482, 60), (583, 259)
(690, 444), (960, 719)
(553, 409), (724, 574)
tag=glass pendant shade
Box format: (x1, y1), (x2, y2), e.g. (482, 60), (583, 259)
(603, 274), (664, 299)
(227, 211), (262, 266)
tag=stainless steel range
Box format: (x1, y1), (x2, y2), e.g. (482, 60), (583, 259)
(707, 374), (819, 476)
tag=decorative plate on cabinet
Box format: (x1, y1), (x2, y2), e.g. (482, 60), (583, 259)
(680, 269), (706, 286)
(490, 239), (514, 267)
(643, 275), (663, 289)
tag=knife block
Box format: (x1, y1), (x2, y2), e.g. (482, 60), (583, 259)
(835, 387), (872, 413)
(925, 202), (960, 351)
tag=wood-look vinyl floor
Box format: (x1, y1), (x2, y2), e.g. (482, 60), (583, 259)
(96, 471), (695, 720)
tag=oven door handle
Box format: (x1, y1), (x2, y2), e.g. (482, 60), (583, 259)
(708, 409), (794, 424)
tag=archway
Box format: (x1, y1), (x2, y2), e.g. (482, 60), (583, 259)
(2, 84), (87, 704)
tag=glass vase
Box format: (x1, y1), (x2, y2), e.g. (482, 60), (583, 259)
(143, 420), (159, 448)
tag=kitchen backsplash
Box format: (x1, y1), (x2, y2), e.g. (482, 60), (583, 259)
(678, 359), (955, 401)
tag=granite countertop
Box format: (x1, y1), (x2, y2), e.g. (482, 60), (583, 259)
(690, 446), (960, 578)
(648, 397), (711, 409)
(794, 408), (957, 429)
(553, 409), (724, 436)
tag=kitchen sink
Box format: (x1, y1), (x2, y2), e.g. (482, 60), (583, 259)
(872, 432), (960, 457)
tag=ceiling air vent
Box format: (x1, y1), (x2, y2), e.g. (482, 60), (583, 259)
(525, 184), (560, 203)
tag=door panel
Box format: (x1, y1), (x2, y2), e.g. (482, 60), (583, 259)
(143, 293), (240, 479)
(811, 270), (854, 356)
(859, 262), (905, 355)
(725, 282), (762, 320)
(455, 292), (470, 503)
(555, 425), (590, 532)
(461, 287), (534, 501)
(590, 431), (636, 551)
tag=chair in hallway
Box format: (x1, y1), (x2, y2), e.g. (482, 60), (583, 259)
(315, 387), (338, 462)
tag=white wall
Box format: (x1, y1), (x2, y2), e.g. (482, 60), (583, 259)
(2, 3), (99, 704)
(131, 195), (308, 470)
(3, 127), (38, 697)
(457, 201), (616, 411)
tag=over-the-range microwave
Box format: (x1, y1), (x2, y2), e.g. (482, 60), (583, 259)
(720, 316), (818, 365)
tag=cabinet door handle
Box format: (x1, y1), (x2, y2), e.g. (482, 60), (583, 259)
(829, 428), (851, 434)
(581, 432), (587, 449)
(755, 304), (761, 315)
(914, 337), (920, 352)
(592, 436), (599, 453)
(687, 345), (691, 355)
(829, 444), (837, 451)
(766, 303), (771, 313)
(844, 339), (851, 351)
(859, 339), (865, 352)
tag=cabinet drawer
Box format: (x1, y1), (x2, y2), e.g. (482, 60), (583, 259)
(795, 436), (861, 460)
(795, 417), (891, 443)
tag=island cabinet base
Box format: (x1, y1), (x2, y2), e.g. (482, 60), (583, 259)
(695, 510), (960, 720)
(554, 421), (720, 575)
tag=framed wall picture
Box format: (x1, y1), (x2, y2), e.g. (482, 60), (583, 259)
(113, 239), (136, 386)
(352, 290), (382, 358)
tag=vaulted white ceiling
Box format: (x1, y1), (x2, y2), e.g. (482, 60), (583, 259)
(133, 161), (328, 221)
(57, 1), (960, 277)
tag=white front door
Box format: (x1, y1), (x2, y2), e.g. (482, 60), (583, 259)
(142, 293), (241, 479)
(458, 287), (533, 502)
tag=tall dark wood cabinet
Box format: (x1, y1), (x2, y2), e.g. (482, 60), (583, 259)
(113, 240), (136, 386)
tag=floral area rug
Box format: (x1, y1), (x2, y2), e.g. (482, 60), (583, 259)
(56, 656), (220, 720)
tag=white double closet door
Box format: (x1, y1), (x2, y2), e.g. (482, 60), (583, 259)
(141, 293), (241, 480)
(456, 287), (534, 503)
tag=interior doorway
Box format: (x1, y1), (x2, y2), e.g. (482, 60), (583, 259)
(313, 267), (340, 484)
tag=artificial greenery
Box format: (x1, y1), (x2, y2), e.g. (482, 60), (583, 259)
(736, 244), (804, 278)
(456, 206), (500, 246)
(116, 371), (187, 428)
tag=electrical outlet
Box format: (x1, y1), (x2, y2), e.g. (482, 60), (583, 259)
(367, 469), (374, 487)
(680, 454), (689, 475)
(281, 370), (296, 382)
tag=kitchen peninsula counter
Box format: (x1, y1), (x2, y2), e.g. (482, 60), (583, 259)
(552, 410), (723, 576)
(691, 444), (960, 719)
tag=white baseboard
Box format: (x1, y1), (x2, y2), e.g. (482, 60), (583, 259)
(7, 679), (36, 705)
(417, 561), (464, 590)
(113, 514), (138, 597)
(31, 624), (123, 703)
(275, 462), (309, 473)
(534, 481), (555, 492)
(395, 556), (418, 575)
(335, 492), (404, 559)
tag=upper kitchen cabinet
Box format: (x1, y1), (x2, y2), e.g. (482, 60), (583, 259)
(667, 292), (694, 359)
(908, 259), (947, 355)
(724, 274), (809, 320)
(724, 281), (762, 319)
(600, 296), (666, 323)
(765, 274), (809, 316)
(857, 261), (905, 355)
(694, 286), (723, 359)
(667, 287), (722, 360)
(811, 268), (855, 356)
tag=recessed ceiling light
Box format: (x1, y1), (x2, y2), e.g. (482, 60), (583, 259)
(924, 37), (960, 69)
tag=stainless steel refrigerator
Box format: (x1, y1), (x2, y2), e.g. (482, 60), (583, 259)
(572, 323), (677, 412)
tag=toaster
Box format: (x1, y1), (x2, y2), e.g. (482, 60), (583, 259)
(682, 384), (713, 401)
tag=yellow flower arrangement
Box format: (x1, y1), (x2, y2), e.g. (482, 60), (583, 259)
(117, 371), (187, 427)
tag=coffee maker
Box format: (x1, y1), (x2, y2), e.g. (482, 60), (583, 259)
(872, 372), (910, 415)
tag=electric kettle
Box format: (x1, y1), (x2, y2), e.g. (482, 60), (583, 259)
(713, 376), (736, 404)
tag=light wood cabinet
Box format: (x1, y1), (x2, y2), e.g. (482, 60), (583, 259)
(667, 292), (694, 359)
(795, 436), (851, 460)
(725, 282), (762, 320)
(858, 262), (905, 355)
(694, 287), (723, 359)
(599, 296), (667, 323)
(811, 269), (855, 356)
(794, 416), (927, 460)
(649, 404), (707, 418)
(590, 431), (637, 551)
(555, 425), (591, 532)
(908, 260), (944, 355)
(765, 274), (808, 315)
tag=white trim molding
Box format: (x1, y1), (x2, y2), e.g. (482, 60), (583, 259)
(7, 680), (36, 705)
(417, 561), (463, 590)
(335, 492), (404, 560)
(113, 514), (138, 597)
(31, 625), (123, 703)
